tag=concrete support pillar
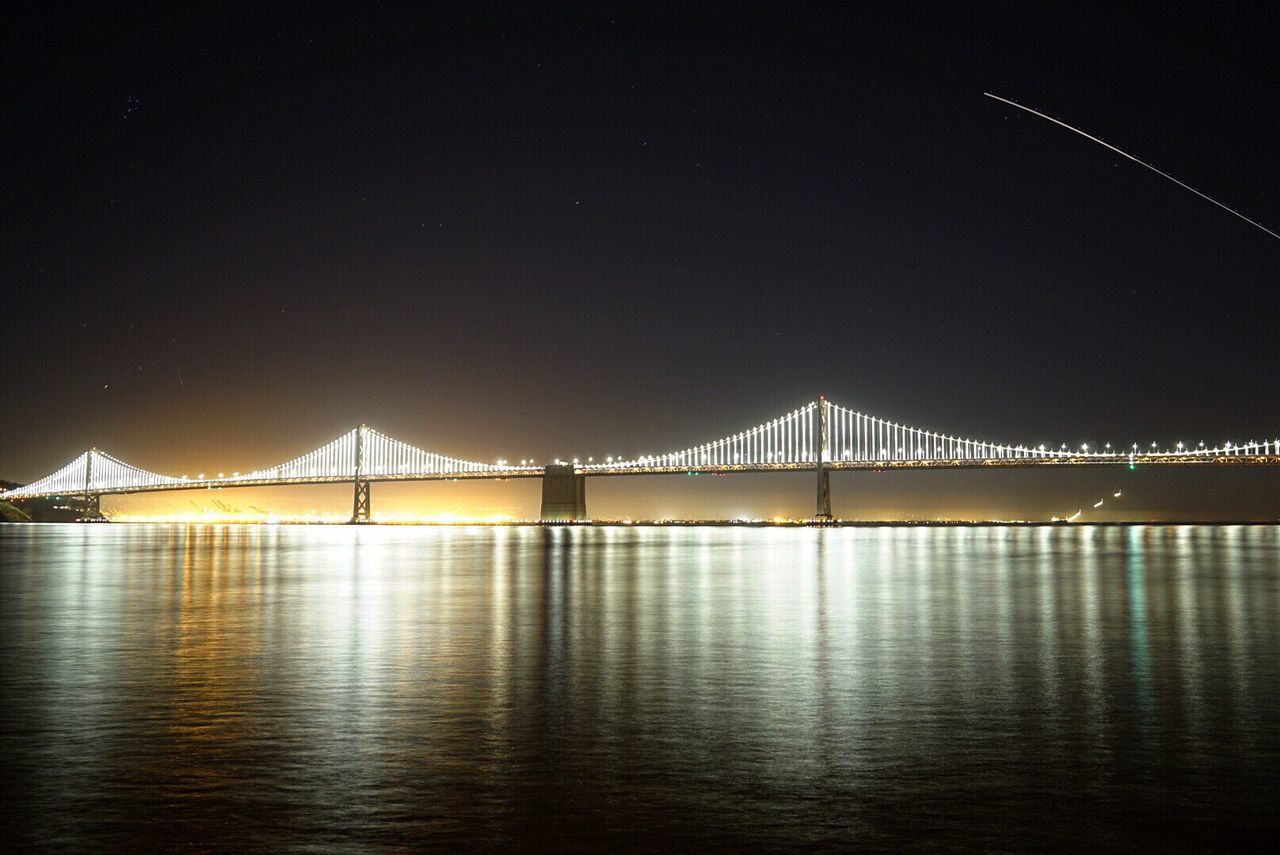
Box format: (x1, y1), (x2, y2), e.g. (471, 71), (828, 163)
(540, 464), (587, 522)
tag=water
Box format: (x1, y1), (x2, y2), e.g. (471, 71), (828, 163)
(1, 524), (1278, 851)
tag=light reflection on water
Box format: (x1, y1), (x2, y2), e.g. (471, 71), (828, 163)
(1, 524), (1278, 850)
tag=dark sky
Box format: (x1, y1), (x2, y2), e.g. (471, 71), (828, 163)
(4, 3), (1277, 519)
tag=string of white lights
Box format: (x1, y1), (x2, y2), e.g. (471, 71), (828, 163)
(590, 402), (821, 469)
(1, 413), (1276, 499)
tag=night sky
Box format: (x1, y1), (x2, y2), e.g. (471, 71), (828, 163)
(4, 4), (1277, 519)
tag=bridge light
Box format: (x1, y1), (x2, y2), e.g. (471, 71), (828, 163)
(573, 458), (579, 464)
(1081, 444), (1088, 452)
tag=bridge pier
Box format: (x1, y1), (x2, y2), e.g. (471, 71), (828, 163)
(351, 480), (371, 523)
(79, 492), (106, 522)
(540, 464), (587, 522)
(815, 467), (831, 521)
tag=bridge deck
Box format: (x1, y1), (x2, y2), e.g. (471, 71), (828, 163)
(4, 398), (1275, 502)
(580, 455), (1280, 477)
(8, 454), (1275, 498)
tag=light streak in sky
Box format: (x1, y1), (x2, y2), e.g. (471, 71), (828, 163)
(984, 92), (1280, 242)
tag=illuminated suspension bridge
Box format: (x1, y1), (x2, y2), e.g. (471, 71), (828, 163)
(2, 398), (1276, 521)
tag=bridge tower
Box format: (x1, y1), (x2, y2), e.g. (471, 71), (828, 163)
(82, 447), (103, 521)
(815, 397), (832, 521)
(350, 424), (372, 524)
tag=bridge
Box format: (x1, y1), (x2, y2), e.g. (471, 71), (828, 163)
(3, 397), (1276, 522)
